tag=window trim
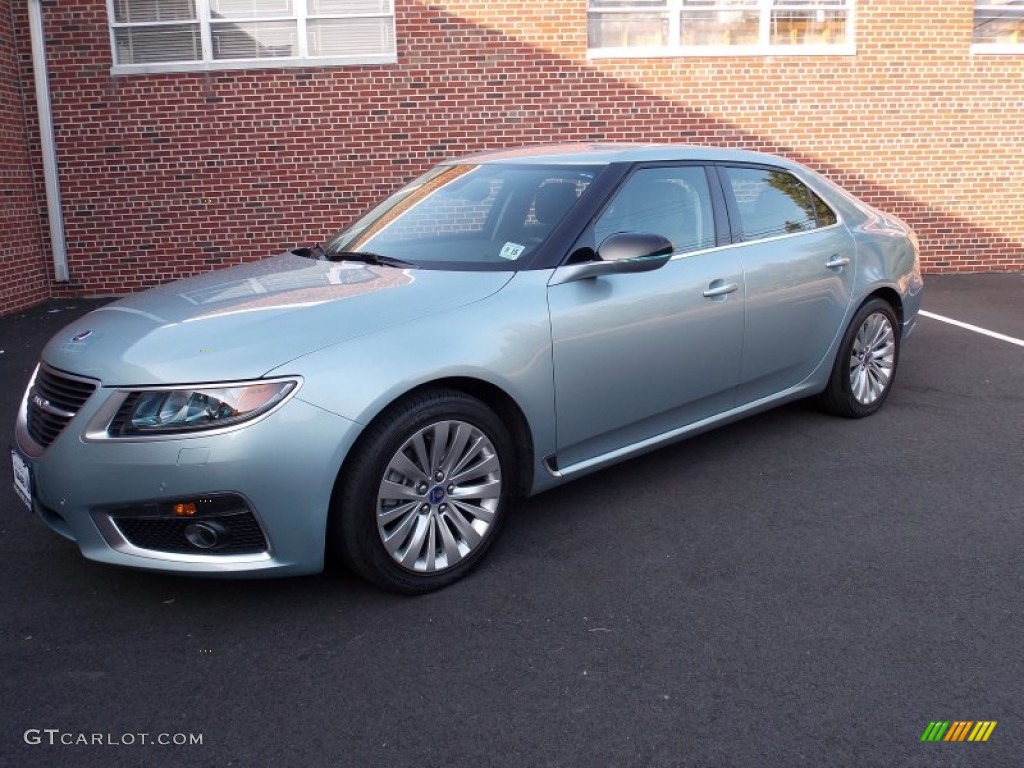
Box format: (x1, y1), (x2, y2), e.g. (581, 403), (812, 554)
(971, 43), (1024, 54)
(106, 0), (398, 75)
(587, 0), (856, 59)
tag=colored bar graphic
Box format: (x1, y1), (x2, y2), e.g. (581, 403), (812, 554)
(921, 720), (996, 742)
(969, 721), (998, 742)
(945, 721), (972, 741)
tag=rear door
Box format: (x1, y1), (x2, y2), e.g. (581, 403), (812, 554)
(716, 164), (856, 405)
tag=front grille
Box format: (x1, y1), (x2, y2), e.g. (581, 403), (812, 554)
(112, 511), (268, 555)
(27, 366), (98, 447)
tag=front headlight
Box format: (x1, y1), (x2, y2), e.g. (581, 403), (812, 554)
(107, 379), (299, 437)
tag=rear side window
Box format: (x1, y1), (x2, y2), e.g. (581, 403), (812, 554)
(722, 166), (836, 242)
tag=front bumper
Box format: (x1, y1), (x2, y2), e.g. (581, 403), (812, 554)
(14, 366), (360, 576)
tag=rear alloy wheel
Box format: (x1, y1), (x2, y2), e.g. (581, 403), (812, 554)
(333, 390), (514, 593)
(819, 298), (900, 418)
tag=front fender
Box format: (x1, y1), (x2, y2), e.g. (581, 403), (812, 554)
(267, 270), (559, 493)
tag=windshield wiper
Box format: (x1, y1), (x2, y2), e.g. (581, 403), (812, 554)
(291, 243), (327, 259)
(328, 250), (415, 269)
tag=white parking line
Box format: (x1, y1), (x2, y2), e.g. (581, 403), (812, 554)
(919, 310), (1024, 348)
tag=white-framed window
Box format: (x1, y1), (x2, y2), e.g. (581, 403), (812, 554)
(108, 0), (396, 73)
(587, 0), (854, 57)
(973, 1), (1024, 53)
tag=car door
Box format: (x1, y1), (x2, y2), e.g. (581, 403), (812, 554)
(717, 165), (857, 405)
(547, 165), (745, 472)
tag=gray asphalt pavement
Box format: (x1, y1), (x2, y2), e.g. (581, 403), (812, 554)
(1, 274), (1022, 767)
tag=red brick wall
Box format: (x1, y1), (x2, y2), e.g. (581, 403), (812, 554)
(1, 0), (50, 313)
(6, 0), (1024, 311)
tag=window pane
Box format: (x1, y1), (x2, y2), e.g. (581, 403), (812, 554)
(974, 3), (1024, 44)
(211, 20), (297, 58)
(113, 0), (196, 23)
(595, 167), (715, 254)
(209, 0), (292, 19)
(812, 191), (837, 226)
(308, 0), (393, 13)
(771, 0), (847, 6)
(770, 9), (848, 45)
(590, 0), (666, 7)
(588, 13), (669, 48)
(525, 179), (587, 229)
(680, 10), (760, 45)
(724, 167), (816, 241)
(329, 165), (599, 266)
(681, 0), (757, 6)
(588, 0), (853, 50)
(383, 172), (500, 241)
(114, 25), (201, 63)
(308, 18), (395, 56)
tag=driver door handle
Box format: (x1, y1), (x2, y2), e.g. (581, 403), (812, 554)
(703, 281), (738, 298)
(826, 255), (850, 269)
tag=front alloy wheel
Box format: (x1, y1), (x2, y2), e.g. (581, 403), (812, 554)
(332, 389), (514, 593)
(377, 419), (502, 573)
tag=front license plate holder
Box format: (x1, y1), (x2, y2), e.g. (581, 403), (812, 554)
(11, 449), (33, 511)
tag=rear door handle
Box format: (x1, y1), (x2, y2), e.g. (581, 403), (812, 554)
(702, 281), (738, 298)
(825, 255), (850, 269)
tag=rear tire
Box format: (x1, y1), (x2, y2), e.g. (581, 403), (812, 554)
(818, 298), (900, 418)
(331, 389), (514, 594)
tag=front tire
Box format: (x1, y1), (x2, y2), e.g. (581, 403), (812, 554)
(819, 298), (900, 418)
(332, 389), (514, 594)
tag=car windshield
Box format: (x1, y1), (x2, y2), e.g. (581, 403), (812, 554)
(324, 163), (600, 270)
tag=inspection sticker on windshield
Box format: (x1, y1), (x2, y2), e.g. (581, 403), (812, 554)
(499, 242), (526, 260)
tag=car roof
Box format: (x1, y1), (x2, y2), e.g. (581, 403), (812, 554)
(450, 143), (795, 168)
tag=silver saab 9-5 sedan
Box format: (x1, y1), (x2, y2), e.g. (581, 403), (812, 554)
(13, 144), (922, 592)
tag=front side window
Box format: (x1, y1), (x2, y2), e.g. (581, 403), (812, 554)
(108, 0), (396, 71)
(594, 166), (716, 254)
(588, 0), (854, 56)
(721, 166), (835, 241)
(973, 1), (1024, 52)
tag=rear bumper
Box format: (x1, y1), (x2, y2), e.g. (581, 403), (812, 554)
(901, 272), (925, 341)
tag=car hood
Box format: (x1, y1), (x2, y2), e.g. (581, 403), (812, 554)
(42, 254), (514, 385)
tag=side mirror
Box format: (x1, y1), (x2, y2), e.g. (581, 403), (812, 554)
(550, 232), (674, 286)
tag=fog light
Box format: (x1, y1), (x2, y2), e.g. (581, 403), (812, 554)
(184, 521), (226, 550)
(174, 502), (197, 517)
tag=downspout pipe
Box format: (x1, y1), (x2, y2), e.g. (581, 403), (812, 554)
(27, 0), (68, 282)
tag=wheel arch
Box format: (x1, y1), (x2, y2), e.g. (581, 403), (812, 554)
(817, 290), (902, 418)
(412, 377), (536, 497)
(863, 286), (904, 330)
(330, 376), (536, 516)
(325, 376), (536, 581)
